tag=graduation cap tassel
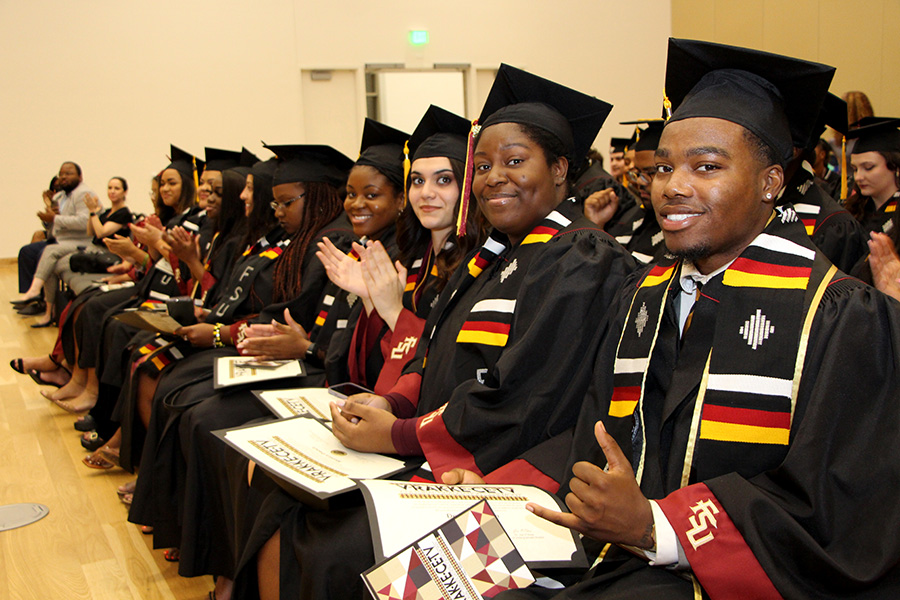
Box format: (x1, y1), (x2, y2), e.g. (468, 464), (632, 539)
(457, 119), (480, 237)
(840, 135), (848, 201)
(402, 140), (410, 209)
(192, 156), (200, 196)
(663, 90), (673, 121)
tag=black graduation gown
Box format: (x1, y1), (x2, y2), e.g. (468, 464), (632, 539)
(500, 258), (900, 598)
(127, 216), (357, 571)
(573, 161), (636, 227)
(606, 202), (667, 265)
(857, 192), (899, 235)
(779, 162), (869, 273)
(231, 199), (637, 600)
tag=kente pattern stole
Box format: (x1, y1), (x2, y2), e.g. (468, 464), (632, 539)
(609, 207), (836, 487)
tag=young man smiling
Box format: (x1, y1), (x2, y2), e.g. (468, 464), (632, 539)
(497, 38), (900, 599)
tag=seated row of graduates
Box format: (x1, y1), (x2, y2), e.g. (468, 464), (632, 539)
(43, 41), (900, 599)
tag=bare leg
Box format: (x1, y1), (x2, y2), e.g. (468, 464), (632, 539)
(257, 529), (281, 600)
(32, 301), (54, 326)
(214, 577), (233, 600)
(48, 367), (98, 413)
(21, 355), (59, 372)
(136, 372), (159, 428)
(47, 364), (88, 400)
(17, 277), (45, 302)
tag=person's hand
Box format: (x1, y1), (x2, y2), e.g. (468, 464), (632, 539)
(329, 400), (397, 453)
(441, 469), (486, 485)
(42, 189), (55, 207)
(869, 232), (900, 302)
(102, 273), (132, 284)
(103, 234), (140, 260)
(174, 323), (216, 347)
(316, 237), (369, 299)
(37, 208), (56, 223)
(130, 221), (164, 247)
(166, 226), (200, 263)
(583, 188), (619, 228)
(527, 421), (655, 549)
(236, 308), (310, 359)
(344, 393), (391, 411)
(194, 306), (210, 320)
(106, 260), (133, 274)
(84, 192), (101, 214)
(144, 214), (163, 230)
(361, 241), (406, 330)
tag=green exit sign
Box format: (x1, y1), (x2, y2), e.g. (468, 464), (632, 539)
(409, 30), (429, 46)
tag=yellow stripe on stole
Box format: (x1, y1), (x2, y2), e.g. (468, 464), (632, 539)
(260, 250), (280, 259)
(640, 265), (676, 288)
(151, 356), (167, 370)
(467, 256), (483, 278)
(722, 271), (808, 290)
(609, 400), (638, 418)
(404, 282), (415, 292)
(314, 316), (326, 326)
(887, 204), (897, 213)
(804, 225), (814, 235)
(700, 421), (790, 445)
(455, 330), (509, 346)
(521, 233), (553, 245)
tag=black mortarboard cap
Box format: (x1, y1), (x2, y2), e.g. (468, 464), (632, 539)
(664, 38), (835, 162)
(409, 105), (470, 163)
(250, 157), (278, 189)
(848, 117), (900, 154)
(231, 147), (261, 177)
(204, 148), (242, 172)
(166, 145), (202, 183)
(621, 119), (665, 152)
(610, 137), (631, 154)
(355, 118), (409, 189)
(478, 63), (613, 169)
(264, 144), (354, 188)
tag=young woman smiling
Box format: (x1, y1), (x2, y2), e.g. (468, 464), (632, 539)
(237, 65), (635, 600)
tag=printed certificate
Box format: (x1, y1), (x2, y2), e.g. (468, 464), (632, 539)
(220, 417), (408, 501)
(213, 356), (305, 389)
(253, 387), (336, 421)
(359, 479), (586, 569)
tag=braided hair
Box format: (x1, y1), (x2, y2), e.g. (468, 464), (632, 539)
(271, 181), (344, 303)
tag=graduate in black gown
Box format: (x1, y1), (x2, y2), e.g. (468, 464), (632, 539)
(846, 117), (900, 235)
(496, 38), (900, 600)
(234, 63), (635, 600)
(127, 144), (357, 565)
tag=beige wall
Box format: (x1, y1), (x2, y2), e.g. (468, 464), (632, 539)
(0, 0), (673, 258)
(671, 0), (900, 117)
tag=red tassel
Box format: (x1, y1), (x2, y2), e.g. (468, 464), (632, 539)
(457, 119), (479, 237)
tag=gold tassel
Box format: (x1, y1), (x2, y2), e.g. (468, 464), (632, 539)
(457, 119), (479, 237)
(402, 140), (410, 209)
(663, 89), (673, 121)
(192, 156), (200, 200)
(840, 135), (848, 201)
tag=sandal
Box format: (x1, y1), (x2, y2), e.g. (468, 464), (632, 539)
(121, 493), (133, 506)
(98, 446), (120, 467)
(82, 452), (115, 470)
(141, 525), (153, 535)
(9, 358), (25, 374)
(117, 480), (136, 497)
(81, 431), (105, 452)
(28, 369), (63, 388)
(163, 548), (180, 562)
(74, 415), (97, 432)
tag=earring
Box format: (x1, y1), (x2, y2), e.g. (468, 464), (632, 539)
(765, 193), (772, 200)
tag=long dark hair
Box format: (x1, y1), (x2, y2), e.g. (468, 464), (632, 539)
(271, 181), (344, 303)
(241, 171), (279, 251)
(159, 169), (196, 224)
(397, 157), (486, 295)
(206, 170), (248, 266)
(845, 150), (900, 221)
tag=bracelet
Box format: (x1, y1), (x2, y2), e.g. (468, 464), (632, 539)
(305, 342), (318, 359)
(140, 253), (150, 271)
(213, 323), (225, 348)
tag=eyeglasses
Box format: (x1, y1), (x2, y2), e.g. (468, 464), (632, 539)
(270, 194), (305, 211)
(625, 168), (656, 187)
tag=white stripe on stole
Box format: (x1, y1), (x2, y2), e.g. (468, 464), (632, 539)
(614, 357), (649, 375)
(750, 234), (816, 260)
(470, 298), (517, 314)
(632, 252), (653, 264)
(484, 237), (506, 255)
(706, 373), (793, 398)
(170, 347), (184, 360)
(411, 259), (423, 269)
(545, 211), (572, 227)
(615, 235), (633, 244)
(336, 319), (348, 329)
(148, 291), (171, 300)
(792, 203), (821, 215)
(323, 295), (335, 306)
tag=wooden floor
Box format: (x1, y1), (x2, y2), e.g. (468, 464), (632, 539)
(0, 264), (213, 600)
